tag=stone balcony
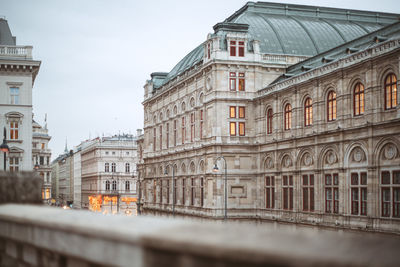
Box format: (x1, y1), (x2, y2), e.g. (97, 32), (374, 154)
(0, 45), (33, 60)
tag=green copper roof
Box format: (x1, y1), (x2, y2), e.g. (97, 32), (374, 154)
(272, 21), (400, 85)
(152, 1), (400, 90)
(229, 2), (398, 56)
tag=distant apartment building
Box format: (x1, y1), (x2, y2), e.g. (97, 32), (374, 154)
(51, 133), (140, 213)
(81, 134), (139, 215)
(0, 18), (40, 171)
(32, 116), (52, 202)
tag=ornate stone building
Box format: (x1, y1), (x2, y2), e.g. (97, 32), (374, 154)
(140, 2), (400, 233)
(0, 18), (40, 171)
(32, 116), (52, 202)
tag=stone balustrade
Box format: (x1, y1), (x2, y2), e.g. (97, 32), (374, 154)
(1, 203), (400, 267)
(0, 45), (33, 59)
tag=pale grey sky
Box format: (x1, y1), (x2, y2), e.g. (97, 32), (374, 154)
(1, 0), (399, 158)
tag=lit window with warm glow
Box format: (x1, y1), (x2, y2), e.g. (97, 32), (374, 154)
(230, 122), (236, 136)
(304, 97), (313, 126)
(284, 104), (292, 130)
(10, 122), (18, 140)
(384, 74), (397, 110)
(327, 91), (337, 121)
(229, 106), (236, 118)
(354, 83), (365, 116)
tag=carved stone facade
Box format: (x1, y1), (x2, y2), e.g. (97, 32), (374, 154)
(140, 3), (400, 233)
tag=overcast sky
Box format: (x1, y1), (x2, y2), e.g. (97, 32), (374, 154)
(1, 0), (399, 159)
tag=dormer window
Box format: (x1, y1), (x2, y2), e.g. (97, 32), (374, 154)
(230, 40), (245, 57)
(207, 43), (211, 59)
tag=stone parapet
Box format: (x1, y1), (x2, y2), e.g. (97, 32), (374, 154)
(1, 204), (400, 267)
(0, 172), (42, 204)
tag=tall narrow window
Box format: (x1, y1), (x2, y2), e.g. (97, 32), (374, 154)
(191, 178), (194, 206)
(190, 113), (195, 142)
(384, 74), (397, 110)
(181, 117), (186, 144)
(327, 91), (337, 121)
(354, 83), (365, 116)
(238, 41), (245, 57)
(325, 173), (339, 214)
(229, 106), (236, 118)
(239, 122), (245, 136)
(265, 176), (275, 209)
(105, 163), (109, 172)
(106, 180), (110, 191)
(182, 178), (186, 205)
(207, 43), (211, 59)
(230, 41), (236, 56)
(153, 180), (156, 203)
(229, 72), (236, 91)
(125, 163), (130, 173)
(160, 180), (163, 204)
(282, 175), (293, 210)
(167, 180), (170, 204)
(351, 172), (367, 216)
(381, 170), (400, 218)
(267, 109), (273, 134)
(284, 104), (292, 130)
(200, 178), (204, 207)
(302, 174), (314, 211)
(111, 163), (116, 173)
(112, 180), (117, 191)
(230, 122), (236, 136)
(153, 128), (156, 152)
(174, 176), (177, 205)
(173, 120), (177, 146)
(200, 110), (203, 139)
(166, 123), (169, 148)
(238, 107), (245, 118)
(10, 87), (19, 104)
(304, 98), (313, 126)
(9, 157), (19, 172)
(159, 125), (162, 150)
(10, 122), (19, 140)
(238, 73), (245, 91)
(125, 181), (130, 191)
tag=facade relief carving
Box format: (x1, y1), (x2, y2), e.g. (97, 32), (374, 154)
(383, 144), (398, 160)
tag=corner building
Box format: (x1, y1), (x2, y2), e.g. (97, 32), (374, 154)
(141, 2), (400, 233)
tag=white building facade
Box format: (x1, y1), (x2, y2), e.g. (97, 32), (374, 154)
(0, 18), (40, 171)
(81, 135), (139, 215)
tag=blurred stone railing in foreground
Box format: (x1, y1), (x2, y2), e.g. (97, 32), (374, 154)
(1, 172), (400, 266)
(0, 204), (400, 267)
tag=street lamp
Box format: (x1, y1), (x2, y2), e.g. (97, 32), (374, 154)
(0, 127), (10, 171)
(213, 156), (227, 221)
(164, 165), (175, 217)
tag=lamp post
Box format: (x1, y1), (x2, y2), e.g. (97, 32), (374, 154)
(164, 165), (175, 217)
(0, 127), (10, 171)
(213, 156), (227, 221)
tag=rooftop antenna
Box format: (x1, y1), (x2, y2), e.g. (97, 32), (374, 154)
(44, 113), (48, 130)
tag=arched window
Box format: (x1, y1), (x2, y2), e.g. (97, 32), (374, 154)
(266, 108), (273, 134)
(125, 163), (130, 173)
(111, 163), (116, 173)
(384, 74), (397, 110)
(304, 97), (313, 126)
(125, 181), (130, 191)
(105, 163), (109, 172)
(327, 91), (337, 121)
(284, 104), (292, 130)
(354, 83), (365, 116)
(112, 180), (117, 191)
(106, 180), (110, 191)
